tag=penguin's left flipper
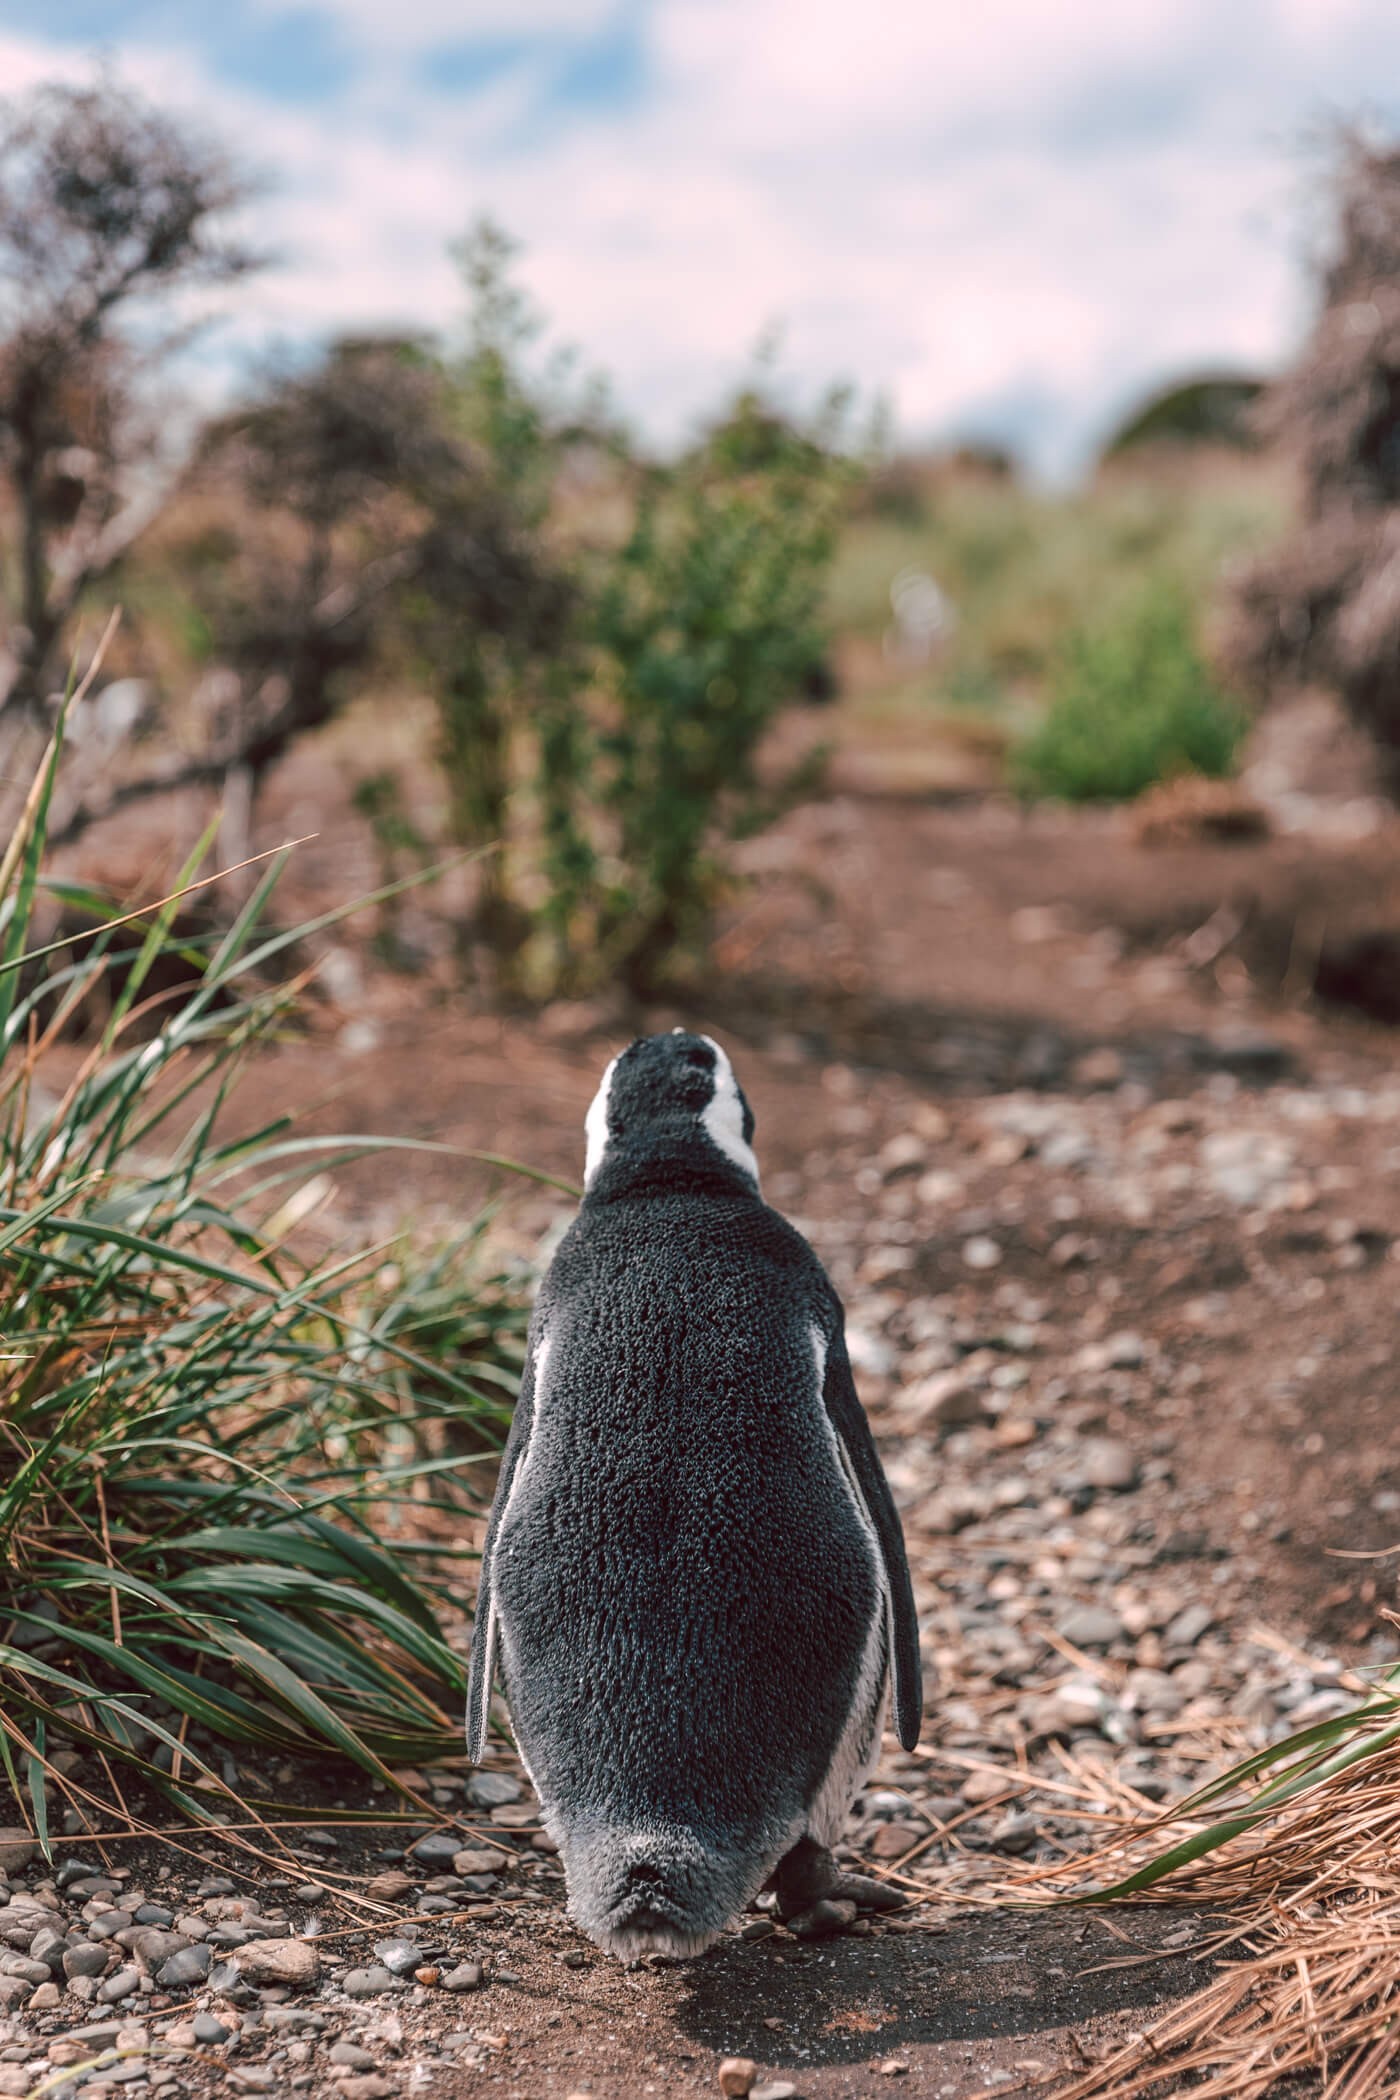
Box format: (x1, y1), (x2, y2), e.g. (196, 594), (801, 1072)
(770, 1837), (904, 1930)
(823, 1322), (924, 1750)
(465, 1324), (544, 1763)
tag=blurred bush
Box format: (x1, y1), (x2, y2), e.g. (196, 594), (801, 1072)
(1013, 585), (1247, 802)
(1224, 132), (1400, 794)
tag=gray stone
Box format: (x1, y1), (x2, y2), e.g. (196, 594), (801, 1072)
(1079, 1438), (1139, 1491)
(790, 1898), (857, 1938)
(227, 2069), (279, 2093)
(0, 1977), (29, 2011)
(63, 1941), (110, 1979)
(340, 2077), (396, 2100)
(128, 1928), (191, 1964)
(372, 1938), (424, 1978)
(342, 1964), (400, 1997)
(87, 1910), (135, 1939)
(28, 1924), (66, 1970)
(441, 1961), (483, 1992)
(133, 1905), (174, 1927)
(406, 1834), (459, 1868)
(192, 2013), (230, 2044)
(329, 2041), (378, 2070)
(464, 1772), (521, 1810)
(1059, 1605), (1126, 1650)
(97, 1964), (140, 2002)
(1165, 1604), (1215, 1648)
(156, 1944), (213, 1989)
(0, 1957), (50, 1984)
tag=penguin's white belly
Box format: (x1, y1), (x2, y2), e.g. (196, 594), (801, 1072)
(801, 1320), (893, 1845)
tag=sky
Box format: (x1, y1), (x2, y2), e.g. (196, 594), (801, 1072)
(6, 0), (1400, 478)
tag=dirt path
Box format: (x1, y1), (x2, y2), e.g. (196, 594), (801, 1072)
(9, 771), (1400, 2098)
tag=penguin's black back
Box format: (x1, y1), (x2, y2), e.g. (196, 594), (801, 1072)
(491, 1174), (881, 1852)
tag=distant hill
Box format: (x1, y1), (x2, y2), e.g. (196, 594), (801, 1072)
(1100, 373), (1267, 459)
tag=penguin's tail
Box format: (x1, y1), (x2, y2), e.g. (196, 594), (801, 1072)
(564, 1822), (759, 1962)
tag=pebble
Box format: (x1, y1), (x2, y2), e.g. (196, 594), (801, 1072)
(718, 2060), (758, 2097)
(340, 2078), (396, 2100)
(453, 1848), (509, 1876)
(373, 1938), (426, 1978)
(157, 1944), (213, 1988)
(0, 1834), (35, 1874)
(441, 1962), (483, 1992)
(192, 2013), (230, 2043)
(226, 2069), (279, 2093)
(342, 1965), (400, 1997)
(407, 1835), (459, 1868)
(1079, 1438), (1139, 1491)
(464, 1772), (522, 1809)
(364, 1871), (415, 1903)
(329, 2041), (378, 2069)
(232, 1937), (319, 1989)
(97, 1964), (140, 2002)
(752, 2086), (798, 2100)
(962, 1235), (1002, 1270)
(1059, 1604), (1126, 1649)
(790, 1898), (857, 1937)
(1165, 1603), (1215, 1647)
(990, 1812), (1039, 1854)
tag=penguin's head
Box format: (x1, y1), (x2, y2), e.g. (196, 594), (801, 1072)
(583, 1030), (760, 1192)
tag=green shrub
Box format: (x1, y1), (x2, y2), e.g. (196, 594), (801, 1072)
(0, 709), (528, 1841)
(1013, 586), (1248, 802)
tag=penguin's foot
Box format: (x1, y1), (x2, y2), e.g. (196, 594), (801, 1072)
(769, 1837), (903, 1937)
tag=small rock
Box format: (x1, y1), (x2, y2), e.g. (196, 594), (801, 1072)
(453, 1848), (508, 1878)
(29, 1979), (60, 2009)
(129, 1927), (191, 1965)
(1059, 1605), (1126, 1649)
(0, 1833), (35, 1874)
(157, 1944), (212, 1989)
(869, 1822), (923, 1860)
(1080, 1438), (1139, 1492)
(341, 2078), (395, 2100)
(98, 1964), (140, 2002)
(134, 1904), (175, 1927)
(342, 1965), (400, 1997)
(441, 1961), (483, 1992)
(0, 2070), (32, 2098)
(364, 1871), (415, 1904)
(1165, 1604), (1215, 1648)
(289, 1883), (327, 1904)
(962, 1235), (1002, 1271)
(192, 2013), (230, 2044)
(372, 1939), (423, 1979)
(227, 2070), (279, 2094)
(464, 1772), (522, 1810)
(960, 1768), (1013, 1805)
(752, 2086), (798, 2100)
(739, 1919), (775, 1941)
(790, 1898), (857, 1937)
(877, 2061), (911, 2078)
(232, 1938), (318, 1990)
(330, 2041), (378, 2069)
(0, 1976), (29, 2011)
(718, 2060), (758, 2097)
(407, 1834), (459, 1869)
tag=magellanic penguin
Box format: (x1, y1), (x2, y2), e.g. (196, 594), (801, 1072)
(467, 1031), (922, 1960)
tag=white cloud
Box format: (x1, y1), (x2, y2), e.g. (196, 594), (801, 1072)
(3, 0), (1397, 474)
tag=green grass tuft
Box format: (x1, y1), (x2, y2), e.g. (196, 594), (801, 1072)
(0, 696), (529, 1843)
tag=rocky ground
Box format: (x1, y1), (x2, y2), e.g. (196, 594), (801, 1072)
(8, 762), (1400, 2098)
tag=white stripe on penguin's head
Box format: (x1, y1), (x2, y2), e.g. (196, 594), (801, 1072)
(583, 1054), (619, 1187)
(700, 1034), (760, 1187)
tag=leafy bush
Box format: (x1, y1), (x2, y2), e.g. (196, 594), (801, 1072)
(1013, 586), (1247, 802)
(0, 711), (527, 1841)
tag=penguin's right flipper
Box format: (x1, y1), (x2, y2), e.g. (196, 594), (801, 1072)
(465, 1325), (543, 1763)
(822, 1322), (923, 1750)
